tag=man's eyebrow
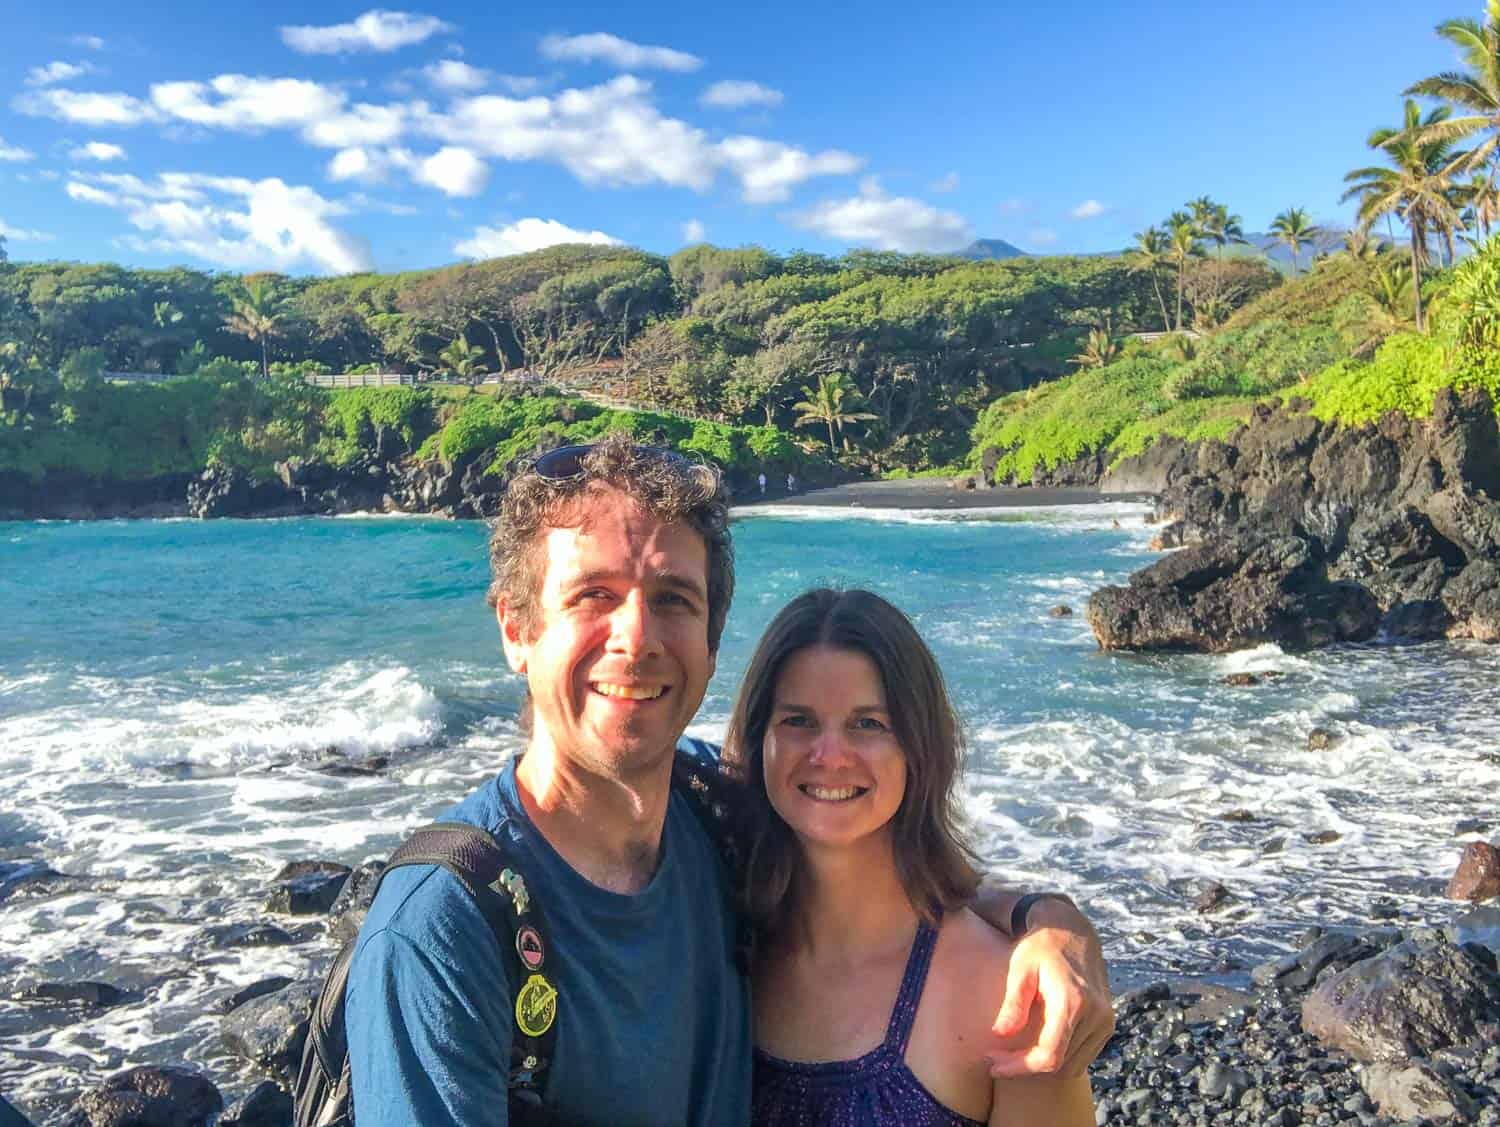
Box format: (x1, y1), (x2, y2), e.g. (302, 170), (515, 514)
(566, 568), (707, 599)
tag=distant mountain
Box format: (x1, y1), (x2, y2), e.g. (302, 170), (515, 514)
(954, 238), (1029, 260)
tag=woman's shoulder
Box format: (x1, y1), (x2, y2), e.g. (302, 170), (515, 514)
(938, 906), (1017, 983)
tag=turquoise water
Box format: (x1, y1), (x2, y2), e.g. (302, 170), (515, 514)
(3, 507), (1499, 1115)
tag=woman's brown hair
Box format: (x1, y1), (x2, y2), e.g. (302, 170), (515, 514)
(722, 588), (980, 938)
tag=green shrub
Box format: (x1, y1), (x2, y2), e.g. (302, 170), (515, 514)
(969, 356), (1174, 481)
(1108, 397), (1257, 462)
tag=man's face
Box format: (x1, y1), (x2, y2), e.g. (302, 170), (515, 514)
(499, 489), (716, 779)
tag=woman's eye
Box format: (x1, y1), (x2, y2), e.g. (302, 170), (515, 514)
(778, 714), (812, 728)
(854, 717), (889, 732)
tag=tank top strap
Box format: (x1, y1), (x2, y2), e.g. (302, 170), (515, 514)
(883, 919), (940, 1056)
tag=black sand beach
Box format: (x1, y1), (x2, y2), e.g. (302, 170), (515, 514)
(745, 478), (1152, 510)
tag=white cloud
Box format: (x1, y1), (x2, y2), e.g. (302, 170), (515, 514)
(930, 171), (960, 193)
(700, 81), (782, 110)
(433, 76), (715, 190)
(26, 61), (92, 86)
(14, 88), (159, 126)
(792, 177), (973, 252)
(71, 35), (106, 50)
(71, 141), (127, 161)
(424, 59), (489, 92)
(1070, 199), (1109, 219)
(538, 33), (702, 73)
(716, 135), (861, 204)
(413, 146), (488, 197)
(997, 197), (1028, 215)
(0, 136), (35, 162)
(150, 75), (346, 131)
(66, 171), (374, 273)
(0, 217), (54, 242)
(281, 10), (453, 55)
(328, 147), (386, 183)
(1028, 227), (1058, 245)
(682, 218), (706, 243)
(303, 102), (411, 148)
(455, 217), (623, 258)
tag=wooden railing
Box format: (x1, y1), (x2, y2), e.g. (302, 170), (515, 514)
(304, 372), (421, 388)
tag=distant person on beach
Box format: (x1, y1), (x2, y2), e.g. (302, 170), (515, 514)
(786, 472), (795, 493)
(343, 436), (1111, 1125)
(758, 471), (767, 495)
(727, 589), (1096, 1126)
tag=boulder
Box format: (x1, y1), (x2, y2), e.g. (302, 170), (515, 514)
(1087, 533), (1381, 653)
(220, 979), (320, 1085)
(1443, 558), (1500, 643)
(218, 1081), (292, 1127)
(1447, 842), (1500, 903)
(328, 860), (385, 945)
(1429, 385), (1500, 497)
(1307, 728), (1338, 751)
(200, 923), (296, 950)
(1359, 1059), (1477, 1123)
(1301, 937), (1500, 1061)
(24, 982), (127, 1007)
(1193, 880), (1230, 913)
(264, 863), (349, 916)
(219, 976), (294, 1014)
(1250, 929), (1387, 993)
(1047, 604), (1073, 618)
(62, 1066), (221, 1127)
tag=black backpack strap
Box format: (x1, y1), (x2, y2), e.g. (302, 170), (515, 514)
(670, 746), (755, 974)
(383, 823), (560, 1113)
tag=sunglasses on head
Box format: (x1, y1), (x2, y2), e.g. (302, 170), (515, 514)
(530, 443), (689, 483)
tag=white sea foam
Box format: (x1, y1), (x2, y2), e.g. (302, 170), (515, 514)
(734, 501), (1151, 528)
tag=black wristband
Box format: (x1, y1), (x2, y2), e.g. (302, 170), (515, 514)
(1008, 891), (1074, 937)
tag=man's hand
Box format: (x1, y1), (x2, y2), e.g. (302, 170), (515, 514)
(972, 889), (1114, 1078)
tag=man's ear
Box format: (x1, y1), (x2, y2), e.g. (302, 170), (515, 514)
(496, 597), (529, 675)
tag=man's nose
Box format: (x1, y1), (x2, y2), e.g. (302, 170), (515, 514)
(607, 591), (663, 658)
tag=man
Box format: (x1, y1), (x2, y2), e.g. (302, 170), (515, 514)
(346, 437), (1112, 1125)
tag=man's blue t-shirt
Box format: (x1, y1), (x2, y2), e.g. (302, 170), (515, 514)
(345, 742), (752, 1126)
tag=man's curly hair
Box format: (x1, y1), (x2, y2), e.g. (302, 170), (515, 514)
(486, 433), (736, 651)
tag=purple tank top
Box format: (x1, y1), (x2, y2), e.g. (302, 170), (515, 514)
(751, 921), (986, 1127)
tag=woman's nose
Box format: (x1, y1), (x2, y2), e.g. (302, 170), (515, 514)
(807, 728), (851, 763)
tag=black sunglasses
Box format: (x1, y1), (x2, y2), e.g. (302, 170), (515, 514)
(530, 443), (689, 482)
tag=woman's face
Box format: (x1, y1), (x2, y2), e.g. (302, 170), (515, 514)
(762, 645), (907, 850)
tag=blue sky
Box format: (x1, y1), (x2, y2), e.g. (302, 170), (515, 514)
(0, 0), (1463, 275)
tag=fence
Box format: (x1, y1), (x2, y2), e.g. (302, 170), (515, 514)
(304, 372), (421, 388)
(105, 371), (177, 384)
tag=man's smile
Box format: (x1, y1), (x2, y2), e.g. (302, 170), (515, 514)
(590, 682), (668, 701)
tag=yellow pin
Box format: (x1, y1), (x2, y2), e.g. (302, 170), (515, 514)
(515, 973), (557, 1038)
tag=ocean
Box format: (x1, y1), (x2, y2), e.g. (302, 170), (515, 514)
(2, 506), (1498, 1117)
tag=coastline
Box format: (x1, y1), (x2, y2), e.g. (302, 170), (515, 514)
(744, 478), (1153, 511)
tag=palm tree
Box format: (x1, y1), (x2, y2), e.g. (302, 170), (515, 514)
(1457, 169), (1500, 241)
(1404, 2), (1500, 166)
(792, 372), (875, 453)
(1071, 322), (1119, 369)
(1342, 100), (1468, 331)
(223, 278), (288, 380)
(1125, 227), (1175, 332)
(1268, 208), (1321, 277)
(437, 333), (487, 385)
(1166, 217), (1205, 331)
(1203, 203), (1247, 307)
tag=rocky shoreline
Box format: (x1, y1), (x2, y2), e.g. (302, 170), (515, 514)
(0, 443), (847, 524)
(1060, 388), (1500, 654)
(5, 842), (1498, 1126)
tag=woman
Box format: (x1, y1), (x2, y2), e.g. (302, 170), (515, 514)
(724, 589), (1095, 1127)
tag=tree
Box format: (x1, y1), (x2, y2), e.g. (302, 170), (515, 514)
(1203, 203), (1248, 309)
(1166, 217), (1205, 331)
(437, 333), (487, 385)
(1404, 1), (1500, 167)
(1125, 227), (1174, 332)
(1070, 321), (1119, 369)
(1268, 208), (1321, 276)
(224, 277), (289, 379)
(792, 371), (875, 453)
(1342, 100), (1467, 331)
